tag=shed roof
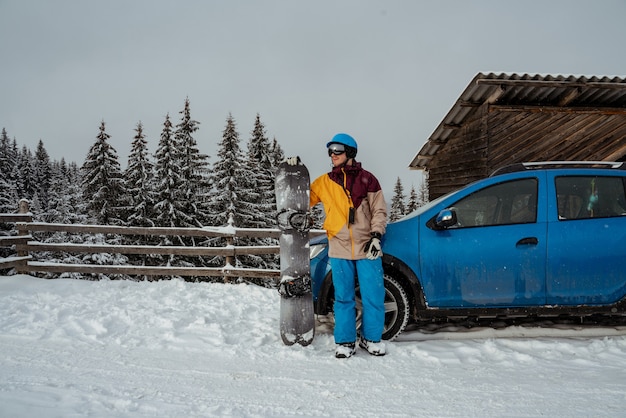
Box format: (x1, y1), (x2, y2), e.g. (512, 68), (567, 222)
(409, 72), (626, 170)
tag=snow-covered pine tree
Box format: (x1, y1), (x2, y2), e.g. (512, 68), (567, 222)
(37, 159), (89, 278)
(270, 136), (285, 167)
(406, 185), (419, 215)
(77, 122), (127, 278)
(16, 146), (35, 203)
(153, 112), (205, 273)
(0, 128), (9, 172)
(0, 128), (18, 213)
(206, 114), (258, 274)
(124, 122), (156, 228)
(34, 140), (51, 213)
(81, 120), (126, 225)
(174, 98), (210, 230)
(67, 162), (87, 223)
(241, 114), (279, 272)
(6, 139), (21, 210)
(245, 114), (276, 228)
(46, 159), (74, 223)
(0, 129), (17, 262)
(123, 122), (158, 273)
(418, 173), (429, 207)
(207, 114), (252, 228)
(153, 113), (189, 233)
(389, 177), (406, 222)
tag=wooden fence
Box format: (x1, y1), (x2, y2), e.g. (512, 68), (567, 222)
(0, 211), (324, 281)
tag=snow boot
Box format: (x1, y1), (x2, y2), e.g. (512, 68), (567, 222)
(359, 337), (386, 356)
(335, 342), (356, 359)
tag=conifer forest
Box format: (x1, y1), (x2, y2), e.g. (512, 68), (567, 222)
(1, 99), (425, 279)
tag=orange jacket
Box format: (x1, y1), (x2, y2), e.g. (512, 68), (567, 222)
(310, 162), (387, 260)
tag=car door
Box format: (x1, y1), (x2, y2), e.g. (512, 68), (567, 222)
(419, 175), (547, 308)
(546, 173), (626, 305)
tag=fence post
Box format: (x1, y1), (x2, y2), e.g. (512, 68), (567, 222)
(15, 199), (30, 274)
(223, 213), (236, 283)
(18, 199), (30, 215)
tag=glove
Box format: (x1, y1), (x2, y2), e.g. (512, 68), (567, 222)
(285, 156), (300, 166)
(364, 232), (382, 260)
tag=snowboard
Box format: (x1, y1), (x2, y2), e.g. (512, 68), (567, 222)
(275, 159), (315, 346)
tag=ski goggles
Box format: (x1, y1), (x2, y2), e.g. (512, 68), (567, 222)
(327, 144), (346, 156)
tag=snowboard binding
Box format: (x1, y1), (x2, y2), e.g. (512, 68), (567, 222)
(278, 275), (311, 297)
(276, 208), (313, 232)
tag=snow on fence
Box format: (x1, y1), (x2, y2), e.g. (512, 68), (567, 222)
(0, 211), (324, 281)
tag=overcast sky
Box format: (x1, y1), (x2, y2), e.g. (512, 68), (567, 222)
(2, 0), (626, 198)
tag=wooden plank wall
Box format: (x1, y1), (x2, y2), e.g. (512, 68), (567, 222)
(487, 107), (626, 169)
(426, 105), (626, 199)
(426, 103), (490, 199)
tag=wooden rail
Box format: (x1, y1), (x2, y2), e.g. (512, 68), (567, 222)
(1, 216), (325, 281)
(0, 213), (33, 223)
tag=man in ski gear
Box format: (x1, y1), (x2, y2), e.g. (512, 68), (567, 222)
(287, 133), (388, 358)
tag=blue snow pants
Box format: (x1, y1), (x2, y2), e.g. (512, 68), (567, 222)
(329, 257), (385, 344)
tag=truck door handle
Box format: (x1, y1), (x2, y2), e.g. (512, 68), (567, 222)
(516, 237), (538, 246)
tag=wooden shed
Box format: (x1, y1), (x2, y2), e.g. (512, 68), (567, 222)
(409, 72), (626, 199)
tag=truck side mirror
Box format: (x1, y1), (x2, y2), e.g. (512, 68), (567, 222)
(435, 208), (458, 229)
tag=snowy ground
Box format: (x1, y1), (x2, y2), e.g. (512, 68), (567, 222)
(1, 275), (625, 417)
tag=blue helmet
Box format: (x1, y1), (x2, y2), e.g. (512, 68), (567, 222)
(326, 133), (358, 158)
